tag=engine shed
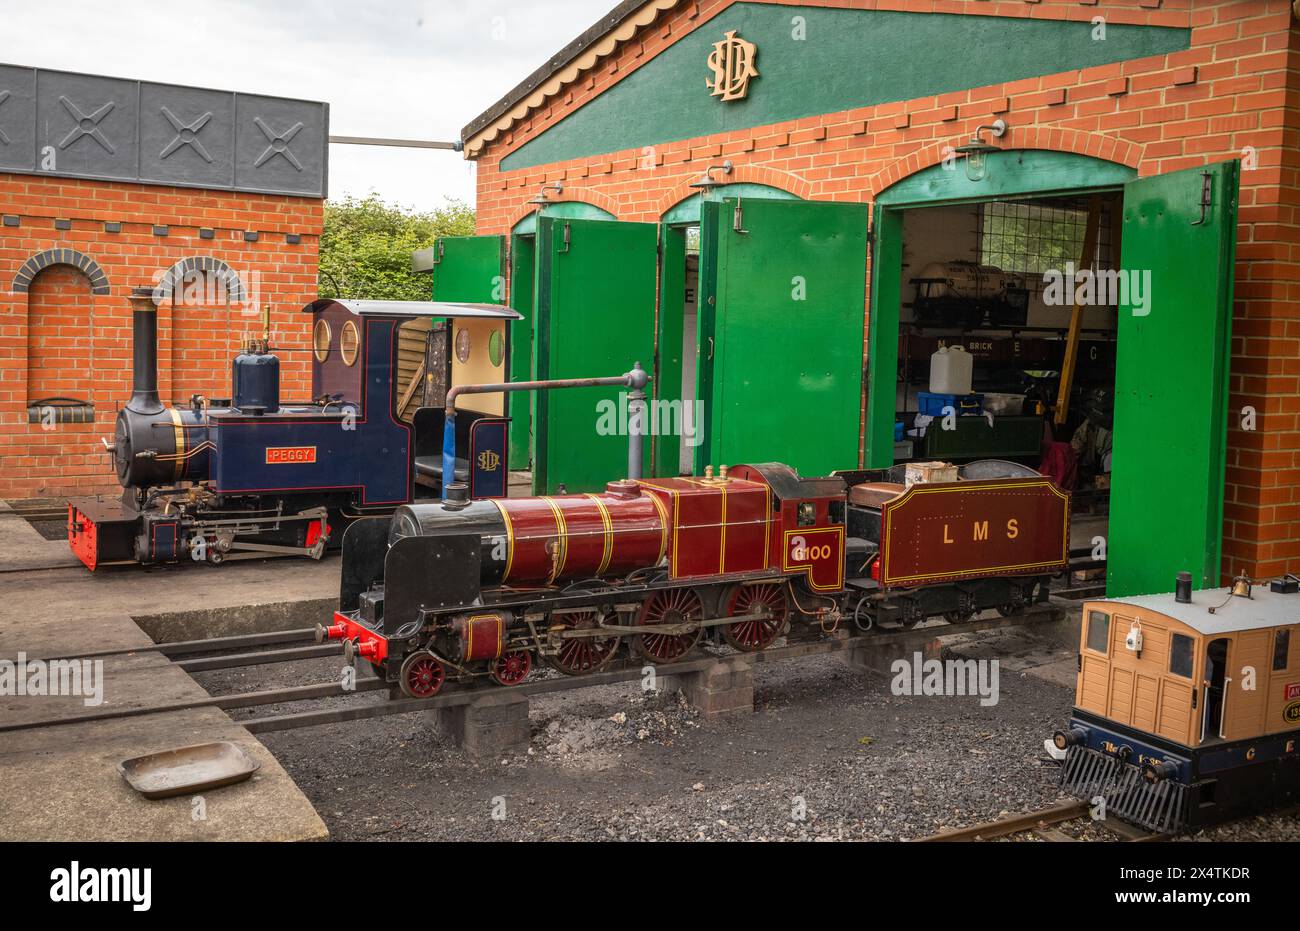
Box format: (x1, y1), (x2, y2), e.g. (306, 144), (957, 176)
(446, 0), (1300, 599)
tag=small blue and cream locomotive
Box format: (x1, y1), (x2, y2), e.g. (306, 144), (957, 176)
(68, 287), (519, 568)
(1048, 573), (1300, 833)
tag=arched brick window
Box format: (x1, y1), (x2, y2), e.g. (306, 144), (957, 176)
(155, 257), (248, 405)
(24, 264), (98, 424)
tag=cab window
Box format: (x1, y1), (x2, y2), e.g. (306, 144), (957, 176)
(1170, 633), (1194, 678)
(1085, 611), (1110, 654)
(1274, 629), (1291, 672)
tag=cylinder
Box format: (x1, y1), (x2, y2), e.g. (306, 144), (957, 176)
(232, 351), (281, 414)
(127, 287), (163, 416)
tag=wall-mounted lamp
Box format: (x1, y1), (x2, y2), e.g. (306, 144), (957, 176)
(528, 182), (564, 206)
(954, 119), (1007, 183)
(689, 160), (734, 199)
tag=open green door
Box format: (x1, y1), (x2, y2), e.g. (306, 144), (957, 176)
(697, 197), (868, 477)
(1108, 161), (1239, 597)
(533, 217), (658, 494)
(430, 235), (509, 414)
(655, 224), (687, 477)
(431, 235), (506, 302)
(508, 234), (536, 466)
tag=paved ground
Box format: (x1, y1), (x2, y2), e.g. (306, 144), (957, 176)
(0, 506), (330, 841)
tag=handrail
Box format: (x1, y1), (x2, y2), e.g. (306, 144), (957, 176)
(442, 363), (651, 500)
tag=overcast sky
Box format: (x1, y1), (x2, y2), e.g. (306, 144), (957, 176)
(0, 0), (615, 212)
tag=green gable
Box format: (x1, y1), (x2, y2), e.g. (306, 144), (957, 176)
(499, 3), (1189, 172)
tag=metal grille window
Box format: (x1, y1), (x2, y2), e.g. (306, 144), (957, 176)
(978, 200), (1113, 293)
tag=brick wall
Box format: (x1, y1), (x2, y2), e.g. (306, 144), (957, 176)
(470, 0), (1300, 581)
(0, 175), (323, 500)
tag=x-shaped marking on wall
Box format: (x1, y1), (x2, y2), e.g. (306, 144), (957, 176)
(253, 117), (304, 171)
(0, 91), (10, 145)
(59, 95), (116, 153)
(159, 106), (214, 163)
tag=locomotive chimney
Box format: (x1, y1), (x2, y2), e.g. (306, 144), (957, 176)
(126, 286), (164, 416)
(1174, 571), (1193, 604)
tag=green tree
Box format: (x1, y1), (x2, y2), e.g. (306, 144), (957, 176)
(318, 194), (475, 301)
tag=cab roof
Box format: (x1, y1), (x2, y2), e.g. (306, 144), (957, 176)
(1098, 584), (1300, 637)
(306, 299), (522, 320)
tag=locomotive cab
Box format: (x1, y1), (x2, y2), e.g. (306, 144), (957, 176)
(1049, 578), (1300, 833)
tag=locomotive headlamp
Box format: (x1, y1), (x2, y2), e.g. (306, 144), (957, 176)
(954, 119), (1007, 183)
(689, 160), (734, 199)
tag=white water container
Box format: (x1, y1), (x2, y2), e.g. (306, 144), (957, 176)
(929, 345), (974, 395)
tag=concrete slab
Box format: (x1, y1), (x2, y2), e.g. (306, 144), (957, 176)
(0, 557), (339, 643)
(0, 535), (338, 840)
(0, 499), (80, 573)
(0, 707), (329, 841)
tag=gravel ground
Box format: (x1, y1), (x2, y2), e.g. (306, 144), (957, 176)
(181, 636), (1300, 842)
(191, 639), (1084, 841)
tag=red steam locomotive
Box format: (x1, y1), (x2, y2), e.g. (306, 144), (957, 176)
(322, 460), (1070, 697)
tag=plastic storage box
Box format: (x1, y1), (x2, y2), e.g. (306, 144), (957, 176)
(917, 391), (983, 417)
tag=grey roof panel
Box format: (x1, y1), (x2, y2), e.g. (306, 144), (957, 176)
(0, 62), (327, 197)
(1099, 585), (1300, 636)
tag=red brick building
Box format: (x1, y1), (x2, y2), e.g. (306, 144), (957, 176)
(0, 66), (326, 501)
(456, 0), (1300, 595)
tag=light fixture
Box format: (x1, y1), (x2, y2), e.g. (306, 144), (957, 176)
(954, 119), (1007, 183)
(689, 160), (734, 199)
(528, 182), (564, 205)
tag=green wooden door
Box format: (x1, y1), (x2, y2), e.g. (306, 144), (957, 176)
(533, 217), (658, 494)
(1108, 161), (1239, 597)
(699, 197), (869, 477)
(508, 233), (536, 467)
(430, 235), (505, 302)
(655, 224), (687, 477)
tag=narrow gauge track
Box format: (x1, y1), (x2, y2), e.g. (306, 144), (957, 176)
(916, 801), (1170, 842)
(0, 604), (1064, 736)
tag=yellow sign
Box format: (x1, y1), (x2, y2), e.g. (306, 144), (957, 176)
(707, 31), (758, 103)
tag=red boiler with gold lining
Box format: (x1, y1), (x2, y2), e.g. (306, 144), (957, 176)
(488, 482), (667, 584)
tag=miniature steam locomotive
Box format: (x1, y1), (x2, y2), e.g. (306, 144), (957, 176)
(67, 287), (519, 569)
(322, 459), (1070, 696)
(1048, 574), (1300, 834)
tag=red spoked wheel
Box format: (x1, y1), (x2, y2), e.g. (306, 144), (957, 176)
(548, 610), (621, 676)
(399, 650), (445, 699)
(636, 588), (704, 663)
(491, 650), (533, 687)
(721, 582), (789, 652)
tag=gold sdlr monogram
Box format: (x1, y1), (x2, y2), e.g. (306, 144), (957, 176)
(707, 31), (758, 102)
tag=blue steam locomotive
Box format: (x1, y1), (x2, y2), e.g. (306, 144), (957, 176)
(68, 287), (519, 568)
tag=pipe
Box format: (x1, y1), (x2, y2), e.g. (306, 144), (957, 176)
(127, 286), (163, 415)
(442, 363), (651, 500)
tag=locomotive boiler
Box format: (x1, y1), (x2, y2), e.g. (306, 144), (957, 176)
(323, 459), (1070, 697)
(67, 287), (519, 569)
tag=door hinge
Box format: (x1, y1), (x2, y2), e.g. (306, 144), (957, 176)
(432, 240), (444, 265)
(732, 198), (749, 234)
(1191, 171), (1213, 226)
(559, 222), (572, 253)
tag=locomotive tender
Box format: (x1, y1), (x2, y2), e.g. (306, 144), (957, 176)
(67, 287), (519, 569)
(1049, 575), (1300, 834)
(323, 460), (1070, 696)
